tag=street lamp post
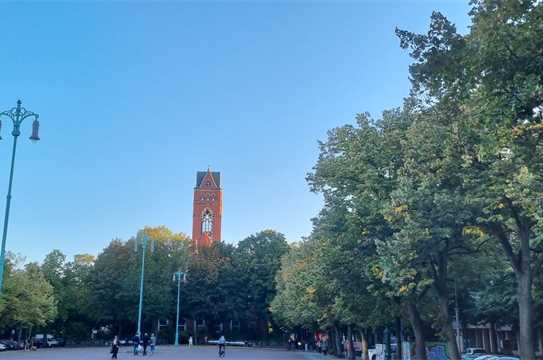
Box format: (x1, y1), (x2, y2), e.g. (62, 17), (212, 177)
(136, 234), (150, 337)
(173, 271), (185, 346)
(0, 100), (40, 293)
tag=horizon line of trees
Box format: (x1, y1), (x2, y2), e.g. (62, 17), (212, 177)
(0, 226), (290, 345)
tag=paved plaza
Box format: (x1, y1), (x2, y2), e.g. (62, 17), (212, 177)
(0, 346), (324, 360)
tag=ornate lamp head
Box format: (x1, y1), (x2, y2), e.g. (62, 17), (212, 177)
(29, 117), (40, 142)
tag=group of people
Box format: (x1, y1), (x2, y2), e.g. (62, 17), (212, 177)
(109, 333), (226, 358)
(109, 333), (156, 358)
(132, 333), (156, 356)
(286, 333), (330, 355)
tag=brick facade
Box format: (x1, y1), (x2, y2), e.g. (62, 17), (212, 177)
(192, 169), (222, 248)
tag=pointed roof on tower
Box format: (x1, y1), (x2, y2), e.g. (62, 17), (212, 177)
(196, 168), (221, 188)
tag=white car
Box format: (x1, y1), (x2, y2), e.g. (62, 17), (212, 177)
(368, 344), (385, 360)
(473, 355), (497, 360)
(463, 348), (488, 360)
(0, 342), (7, 351)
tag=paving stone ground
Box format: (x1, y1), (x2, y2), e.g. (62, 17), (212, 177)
(0, 345), (325, 360)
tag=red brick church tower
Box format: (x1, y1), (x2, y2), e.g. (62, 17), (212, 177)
(192, 169), (222, 248)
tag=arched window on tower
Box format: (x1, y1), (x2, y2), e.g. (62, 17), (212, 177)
(201, 209), (213, 234)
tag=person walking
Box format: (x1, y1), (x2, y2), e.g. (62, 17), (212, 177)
(188, 336), (193, 348)
(142, 333), (150, 356)
(322, 337), (328, 356)
(133, 334), (140, 355)
(218, 335), (226, 358)
(150, 333), (156, 355)
(111, 336), (120, 359)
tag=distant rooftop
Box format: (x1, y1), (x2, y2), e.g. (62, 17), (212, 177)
(196, 171), (221, 188)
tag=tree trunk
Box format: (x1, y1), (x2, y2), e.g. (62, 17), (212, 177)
(396, 318), (403, 360)
(491, 212), (536, 359)
(516, 268), (535, 360)
(432, 251), (460, 360)
(361, 329), (369, 360)
(489, 322), (497, 354)
(347, 325), (355, 359)
(407, 300), (427, 360)
(437, 288), (461, 360)
(28, 325), (33, 348)
(194, 319), (198, 345)
(334, 327), (343, 357)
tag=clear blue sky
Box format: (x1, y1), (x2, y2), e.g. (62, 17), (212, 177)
(0, 1), (470, 262)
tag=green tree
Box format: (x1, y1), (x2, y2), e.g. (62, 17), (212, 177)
(182, 242), (244, 341)
(235, 230), (289, 341)
(271, 241), (321, 331)
(41, 249), (67, 290)
(41, 250), (95, 342)
(396, 3), (543, 357)
(307, 107), (430, 359)
(0, 261), (57, 337)
(88, 226), (189, 337)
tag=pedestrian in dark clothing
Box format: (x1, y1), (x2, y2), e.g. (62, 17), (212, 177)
(133, 334), (140, 355)
(142, 333), (150, 356)
(322, 339), (328, 355)
(111, 336), (120, 359)
(218, 335), (226, 357)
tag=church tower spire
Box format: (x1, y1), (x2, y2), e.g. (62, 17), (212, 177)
(192, 169), (222, 248)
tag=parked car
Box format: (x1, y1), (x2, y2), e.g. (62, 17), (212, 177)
(56, 337), (66, 347)
(33, 334), (60, 348)
(0, 339), (23, 350)
(0, 342), (7, 351)
(368, 344), (397, 360)
(463, 347), (488, 360)
(473, 355), (498, 360)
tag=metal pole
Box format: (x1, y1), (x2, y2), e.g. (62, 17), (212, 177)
(0, 133), (19, 293)
(175, 272), (181, 346)
(0, 100), (40, 295)
(137, 235), (148, 336)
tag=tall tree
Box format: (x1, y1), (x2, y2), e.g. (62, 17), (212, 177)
(0, 262), (57, 337)
(397, 3), (543, 358)
(41, 250), (96, 341)
(88, 226), (189, 337)
(307, 107), (430, 359)
(271, 241), (322, 331)
(236, 230), (289, 340)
